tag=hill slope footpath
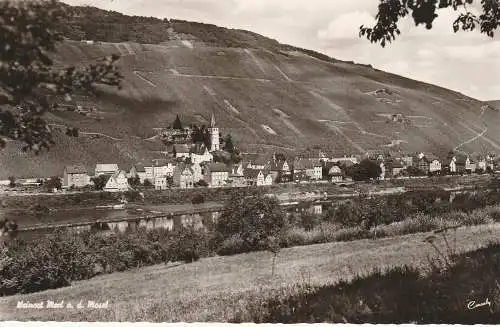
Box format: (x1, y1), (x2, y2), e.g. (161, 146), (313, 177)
(0, 5), (498, 179)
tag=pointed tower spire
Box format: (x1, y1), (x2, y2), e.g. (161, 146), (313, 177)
(210, 112), (216, 128)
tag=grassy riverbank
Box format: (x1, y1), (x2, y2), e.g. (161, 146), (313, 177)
(1, 222), (498, 322)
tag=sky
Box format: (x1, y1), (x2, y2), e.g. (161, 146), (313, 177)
(63, 0), (499, 101)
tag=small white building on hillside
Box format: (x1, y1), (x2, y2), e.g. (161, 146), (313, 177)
(103, 171), (129, 192)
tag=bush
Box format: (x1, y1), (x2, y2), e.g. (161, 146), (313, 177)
(216, 234), (249, 256)
(192, 194), (205, 205)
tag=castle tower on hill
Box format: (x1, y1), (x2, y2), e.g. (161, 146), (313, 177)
(209, 112), (220, 151)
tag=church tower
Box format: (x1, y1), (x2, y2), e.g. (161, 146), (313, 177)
(209, 112), (220, 151)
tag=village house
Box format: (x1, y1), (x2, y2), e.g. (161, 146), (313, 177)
(243, 168), (272, 186)
(129, 165), (147, 183)
(465, 156), (476, 173)
(95, 164), (119, 176)
(390, 159), (405, 177)
(327, 164), (343, 183)
(401, 154), (413, 168)
(420, 153), (441, 174)
(204, 163), (229, 188)
(248, 157), (269, 170)
(191, 162), (203, 184)
(415, 155), (430, 174)
(173, 144), (191, 159)
(228, 163), (246, 187)
(449, 154), (467, 174)
(103, 170), (129, 192)
(292, 159), (310, 182)
(267, 159), (292, 183)
(308, 160), (323, 180)
(172, 163), (194, 189)
(63, 165), (90, 188)
(154, 176), (168, 190)
(378, 160), (386, 180)
(190, 142), (213, 165)
(476, 155), (487, 172)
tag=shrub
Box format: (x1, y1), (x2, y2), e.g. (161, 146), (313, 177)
(192, 194), (205, 205)
(216, 234), (249, 256)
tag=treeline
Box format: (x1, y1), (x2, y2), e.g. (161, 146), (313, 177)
(54, 3), (350, 67)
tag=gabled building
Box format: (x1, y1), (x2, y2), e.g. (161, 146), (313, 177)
(154, 176), (168, 190)
(327, 164), (343, 183)
(243, 168), (272, 186)
(129, 165), (147, 183)
(63, 165), (90, 188)
(103, 170), (129, 192)
(190, 142), (213, 164)
(228, 163), (246, 187)
(204, 163), (229, 188)
(267, 159), (292, 183)
(173, 144), (191, 159)
(191, 162), (203, 184)
(389, 159), (405, 177)
(95, 164), (119, 176)
(292, 159), (310, 182)
(173, 163), (194, 189)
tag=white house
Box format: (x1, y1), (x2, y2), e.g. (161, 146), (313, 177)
(205, 163), (229, 188)
(154, 176), (168, 190)
(174, 144), (191, 159)
(465, 156), (476, 172)
(129, 165), (147, 183)
(190, 143), (213, 165)
(103, 171), (129, 192)
(191, 163), (203, 184)
(95, 164), (119, 176)
(328, 165), (343, 183)
(379, 161), (386, 180)
(63, 165), (90, 188)
(429, 159), (442, 173)
(173, 163), (194, 189)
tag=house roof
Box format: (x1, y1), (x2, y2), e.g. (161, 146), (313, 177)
(293, 158), (315, 170)
(207, 162), (229, 173)
(244, 168), (262, 179)
(455, 154), (468, 165)
(65, 165), (88, 174)
(191, 142), (209, 155)
(133, 165), (146, 173)
(328, 165), (342, 175)
(174, 144), (190, 153)
(175, 163), (194, 174)
(95, 164), (119, 172)
(109, 170), (127, 180)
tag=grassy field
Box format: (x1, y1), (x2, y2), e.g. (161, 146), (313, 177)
(1, 223), (499, 322)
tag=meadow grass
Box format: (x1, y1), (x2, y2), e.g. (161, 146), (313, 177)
(1, 222), (499, 322)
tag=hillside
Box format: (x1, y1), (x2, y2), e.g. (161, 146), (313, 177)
(1, 5), (500, 178)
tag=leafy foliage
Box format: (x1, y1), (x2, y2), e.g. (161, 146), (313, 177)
(345, 159), (382, 181)
(172, 114), (183, 130)
(45, 176), (62, 191)
(360, 0), (500, 47)
(91, 174), (110, 191)
(216, 191), (288, 253)
(0, 0), (122, 153)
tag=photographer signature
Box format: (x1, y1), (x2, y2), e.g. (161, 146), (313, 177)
(467, 298), (492, 310)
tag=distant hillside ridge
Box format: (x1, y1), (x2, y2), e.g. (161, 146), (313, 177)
(57, 4), (348, 65)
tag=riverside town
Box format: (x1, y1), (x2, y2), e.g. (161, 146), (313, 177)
(1, 0), (500, 324)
